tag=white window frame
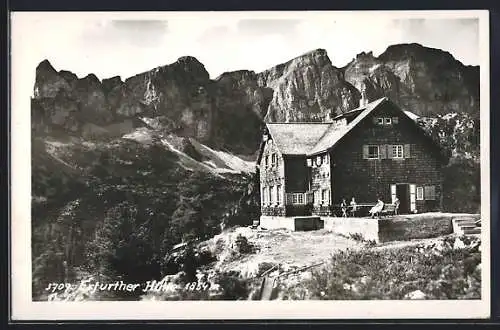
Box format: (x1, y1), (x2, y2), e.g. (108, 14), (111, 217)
(314, 190), (321, 205)
(368, 145), (379, 159)
(416, 187), (424, 201)
(292, 193), (305, 205)
(377, 117), (384, 125)
(385, 117), (392, 125)
(271, 153), (277, 167)
(277, 185), (282, 204)
(321, 189), (330, 205)
(265, 155), (269, 168)
(392, 145), (404, 159)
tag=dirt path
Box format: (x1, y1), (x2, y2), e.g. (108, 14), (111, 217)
(206, 226), (468, 279)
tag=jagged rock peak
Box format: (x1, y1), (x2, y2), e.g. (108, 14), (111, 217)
(81, 73), (101, 84)
(58, 70), (78, 82)
(379, 43), (457, 63)
(102, 76), (123, 92)
(355, 51), (375, 59)
(36, 59), (56, 73)
(172, 55), (208, 72)
(281, 48), (332, 67)
(215, 70), (257, 82)
(176, 55), (203, 64)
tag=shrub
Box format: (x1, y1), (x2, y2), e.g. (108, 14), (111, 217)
(234, 234), (254, 254)
(283, 237), (481, 300)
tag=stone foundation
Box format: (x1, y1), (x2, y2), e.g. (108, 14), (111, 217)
(259, 213), (458, 243)
(322, 217), (380, 242)
(259, 216), (322, 231)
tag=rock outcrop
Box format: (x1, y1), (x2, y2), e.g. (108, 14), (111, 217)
(257, 49), (360, 122)
(343, 43), (479, 117)
(32, 43), (479, 155)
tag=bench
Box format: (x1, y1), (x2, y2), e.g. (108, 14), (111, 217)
(375, 203), (397, 217)
(332, 203), (375, 217)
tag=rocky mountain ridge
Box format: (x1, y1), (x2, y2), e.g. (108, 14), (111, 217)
(32, 43), (479, 156)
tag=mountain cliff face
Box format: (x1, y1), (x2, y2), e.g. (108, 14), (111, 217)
(343, 44), (479, 117)
(31, 44), (481, 299)
(32, 43), (479, 156)
(257, 49), (360, 122)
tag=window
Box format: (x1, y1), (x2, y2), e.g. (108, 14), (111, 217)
(316, 155), (323, 167)
(424, 186), (436, 200)
(323, 154), (329, 164)
(385, 118), (392, 125)
(391, 145), (404, 158)
(262, 187), (268, 205)
(416, 187), (424, 201)
(377, 118), (384, 125)
(314, 191), (321, 204)
(368, 145), (379, 159)
(265, 155), (269, 168)
(292, 193), (305, 204)
(277, 185), (282, 204)
(270, 186), (275, 204)
(271, 153), (277, 167)
(321, 189), (329, 205)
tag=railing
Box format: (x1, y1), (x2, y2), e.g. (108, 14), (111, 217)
(312, 205), (333, 216)
(261, 206), (285, 216)
(285, 192), (313, 206)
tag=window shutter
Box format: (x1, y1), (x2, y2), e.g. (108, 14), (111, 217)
(404, 144), (411, 158)
(380, 145), (387, 159)
(362, 145), (369, 159)
(391, 184), (397, 203)
(387, 145), (393, 158)
(306, 192), (314, 204)
(392, 117), (399, 124)
(410, 184), (416, 212)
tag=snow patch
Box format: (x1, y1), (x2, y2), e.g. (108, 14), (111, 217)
(404, 111), (420, 122)
(369, 64), (382, 72)
(122, 127), (154, 144)
(189, 139), (256, 173)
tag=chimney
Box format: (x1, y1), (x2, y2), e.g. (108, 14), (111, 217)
(262, 128), (269, 142)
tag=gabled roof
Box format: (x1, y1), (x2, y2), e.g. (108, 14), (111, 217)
(307, 97), (388, 155)
(266, 123), (331, 155)
(259, 96), (447, 162)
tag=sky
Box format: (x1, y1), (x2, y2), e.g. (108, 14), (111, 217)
(12, 11), (482, 83)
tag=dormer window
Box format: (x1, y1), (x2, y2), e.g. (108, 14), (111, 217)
(375, 117), (395, 126)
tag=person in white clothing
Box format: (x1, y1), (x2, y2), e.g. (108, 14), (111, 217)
(369, 198), (384, 219)
(350, 197), (358, 217)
